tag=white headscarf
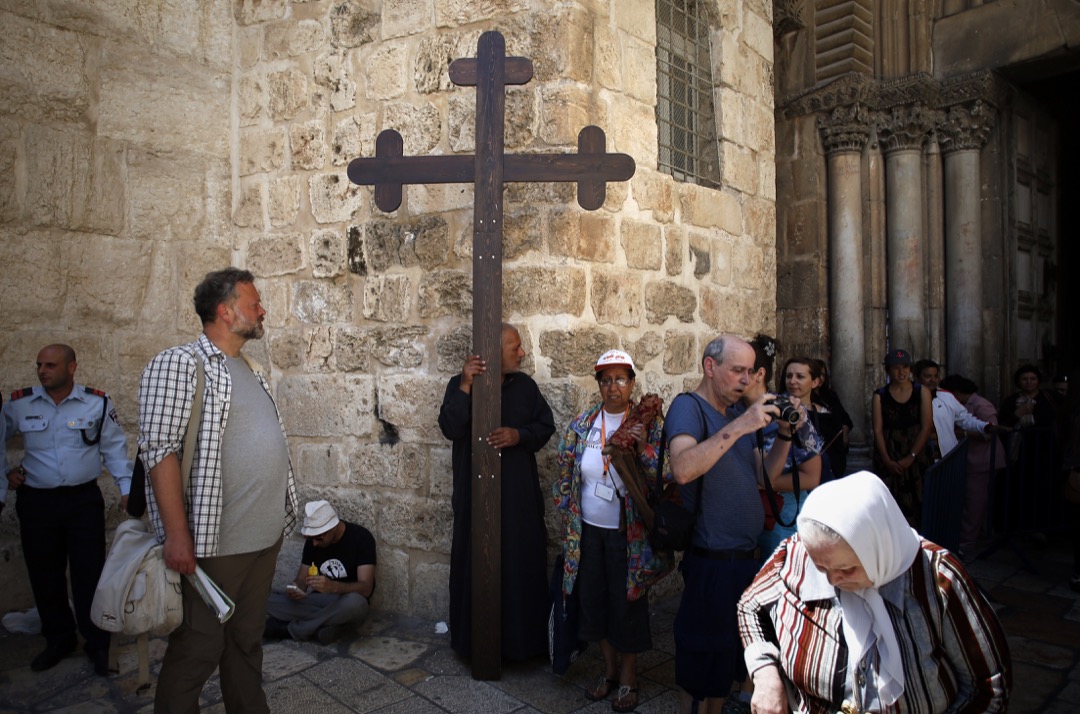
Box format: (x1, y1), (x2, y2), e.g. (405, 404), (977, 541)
(797, 471), (921, 705)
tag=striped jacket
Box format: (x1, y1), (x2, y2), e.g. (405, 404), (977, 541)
(738, 536), (1011, 713)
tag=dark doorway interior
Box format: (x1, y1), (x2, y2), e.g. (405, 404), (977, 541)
(1009, 64), (1080, 382)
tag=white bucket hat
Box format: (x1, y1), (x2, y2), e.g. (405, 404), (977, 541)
(300, 500), (340, 537)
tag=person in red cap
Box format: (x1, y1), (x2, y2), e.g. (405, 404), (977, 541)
(871, 348), (934, 526)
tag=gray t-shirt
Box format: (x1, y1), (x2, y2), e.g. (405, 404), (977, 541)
(218, 355), (290, 555)
(665, 392), (764, 550)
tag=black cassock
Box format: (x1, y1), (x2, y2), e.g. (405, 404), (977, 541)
(438, 371), (555, 660)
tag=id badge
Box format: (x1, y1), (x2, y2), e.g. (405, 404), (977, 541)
(593, 482), (615, 501)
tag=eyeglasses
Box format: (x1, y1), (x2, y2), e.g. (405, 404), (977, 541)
(599, 377), (630, 388)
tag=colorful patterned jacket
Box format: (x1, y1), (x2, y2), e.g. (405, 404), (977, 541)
(553, 401), (674, 602)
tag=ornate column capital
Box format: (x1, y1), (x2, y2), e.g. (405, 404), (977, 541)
(937, 100), (996, 153)
(876, 104), (940, 154)
(817, 103), (872, 154)
(773, 0), (805, 37)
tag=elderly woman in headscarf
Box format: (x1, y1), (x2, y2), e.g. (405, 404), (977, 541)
(737, 472), (1011, 714)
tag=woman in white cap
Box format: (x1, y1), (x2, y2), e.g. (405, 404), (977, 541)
(737, 471), (1011, 714)
(553, 349), (671, 712)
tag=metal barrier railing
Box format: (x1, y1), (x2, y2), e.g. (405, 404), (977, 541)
(992, 426), (1065, 534)
(976, 426), (1064, 572)
(921, 439), (969, 553)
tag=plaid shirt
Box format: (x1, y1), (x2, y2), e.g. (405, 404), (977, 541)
(738, 536), (1011, 713)
(138, 334), (298, 557)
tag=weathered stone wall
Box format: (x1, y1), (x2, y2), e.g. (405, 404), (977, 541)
(0, 0), (776, 619)
(0, 0), (236, 615)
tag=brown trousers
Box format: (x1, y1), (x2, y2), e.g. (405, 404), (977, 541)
(154, 536), (282, 714)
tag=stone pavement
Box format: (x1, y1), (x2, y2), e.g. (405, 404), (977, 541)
(1, 534), (1079, 714)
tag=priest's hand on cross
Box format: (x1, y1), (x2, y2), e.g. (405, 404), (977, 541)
(458, 355), (487, 395)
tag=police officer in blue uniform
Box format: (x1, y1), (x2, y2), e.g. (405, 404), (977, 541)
(1, 344), (132, 675)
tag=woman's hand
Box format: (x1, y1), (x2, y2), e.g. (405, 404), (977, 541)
(787, 395), (809, 430)
(750, 665), (787, 714)
(889, 452), (916, 476)
(627, 423), (646, 453)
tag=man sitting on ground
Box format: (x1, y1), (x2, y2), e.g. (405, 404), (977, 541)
(265, 500), (376, 644)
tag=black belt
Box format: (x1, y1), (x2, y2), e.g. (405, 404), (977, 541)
(689, 545), (760, 561)
(20, 480), (98, 493)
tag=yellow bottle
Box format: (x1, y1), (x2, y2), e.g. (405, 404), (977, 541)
(308, 563), (318, 577)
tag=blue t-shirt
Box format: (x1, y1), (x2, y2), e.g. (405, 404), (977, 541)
(665, 392), (763, 550)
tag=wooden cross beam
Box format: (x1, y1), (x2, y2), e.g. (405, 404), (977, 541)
(347, 30), (635, 680)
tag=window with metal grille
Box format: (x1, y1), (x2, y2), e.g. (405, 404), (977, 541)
(656, 0), (720, 188)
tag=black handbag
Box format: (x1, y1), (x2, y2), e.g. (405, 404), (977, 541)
(126, 450), (147, 518)
(650, 495), (698, 552)
(548, 553), (587, 674)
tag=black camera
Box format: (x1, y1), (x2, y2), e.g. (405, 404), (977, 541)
(769, 394), (801, 426)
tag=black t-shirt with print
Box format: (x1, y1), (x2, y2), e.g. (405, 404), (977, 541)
(302, 522), (376, 590)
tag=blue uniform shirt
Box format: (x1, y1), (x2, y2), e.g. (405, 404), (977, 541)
(0, 384), (133, 504)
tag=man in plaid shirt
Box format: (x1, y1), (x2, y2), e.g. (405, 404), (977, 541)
(138, 267), (298, 714)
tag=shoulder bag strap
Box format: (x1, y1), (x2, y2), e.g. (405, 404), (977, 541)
(757, 429), (799, 529)
(686, 393), (709, 516)
(652, 392), (705, 515)
(180, 357), (206, 493)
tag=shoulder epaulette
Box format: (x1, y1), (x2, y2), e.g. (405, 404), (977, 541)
(83, 386), (108, 398)
(10, 387), (35, 401)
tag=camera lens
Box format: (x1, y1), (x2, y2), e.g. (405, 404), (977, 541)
(771, 395), (801, 425)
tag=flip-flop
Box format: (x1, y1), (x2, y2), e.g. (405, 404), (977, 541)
(585, 676), (618, 701)
(612, 685), (639, 712)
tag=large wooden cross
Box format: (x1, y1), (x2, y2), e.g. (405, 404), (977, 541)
(348, 30), (635, 680)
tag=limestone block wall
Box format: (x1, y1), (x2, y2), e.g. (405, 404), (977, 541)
(0, 0), (235, 615)
(0, 0), (776, 619)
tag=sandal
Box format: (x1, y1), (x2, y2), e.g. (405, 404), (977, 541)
(611, 685), (639, 712)
(585, 676), (618, 701)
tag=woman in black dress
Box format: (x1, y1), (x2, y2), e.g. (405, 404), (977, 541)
(871, 348), (934, 526)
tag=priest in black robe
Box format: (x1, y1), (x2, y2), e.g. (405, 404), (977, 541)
(438, 323), (555, 660)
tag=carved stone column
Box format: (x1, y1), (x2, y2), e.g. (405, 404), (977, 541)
(938, 100), (995, 380)
(926, 135), (945, 363)
(877, 104), (936, 356)
(819, 104), (871, 446)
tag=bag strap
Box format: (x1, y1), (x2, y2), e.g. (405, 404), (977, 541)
(180, 356), (206, 493)
(757, 428), (800, 529)
(126, 353), (206, 519)
(654, 393), (708, 515)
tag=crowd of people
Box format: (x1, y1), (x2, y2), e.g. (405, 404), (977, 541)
(0, 269), (376, 714)
(13, 266), (1080, 712)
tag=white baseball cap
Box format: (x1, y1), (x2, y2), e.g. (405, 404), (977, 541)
(594, 349), (636, 372)
(300, 500), (340, 537)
